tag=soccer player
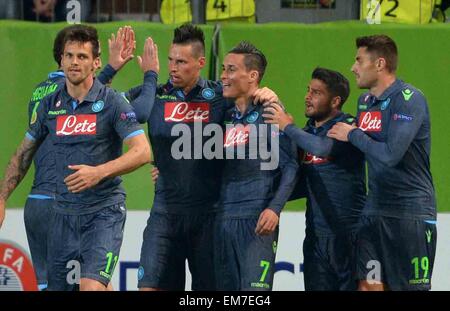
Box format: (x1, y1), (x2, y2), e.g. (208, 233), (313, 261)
(263, 67), (366, 290)
(21, 24), (69, 291)
(215, 41), (298, 291)
(327, 35), (437, 291)
(10, 25), (138, 291)
(0, 25), (151, 291)
(24, 25), (140, 290)
(135, 24), (278, 291)
(135, 23), (228, 292)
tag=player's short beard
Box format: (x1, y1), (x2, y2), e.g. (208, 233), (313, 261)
(305, 105), (332, 122)
(67, 66), (94, 86)
(357, 80), (370, 89)
(357, 73), (377, 90)
(67, 76), (84, 86)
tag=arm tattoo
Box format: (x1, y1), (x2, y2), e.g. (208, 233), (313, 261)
(0, 138), (39, 201)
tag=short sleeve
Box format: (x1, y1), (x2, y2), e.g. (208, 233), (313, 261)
(111, 92), (145, 140)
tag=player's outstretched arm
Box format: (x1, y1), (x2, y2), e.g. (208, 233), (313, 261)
(137, 37), (159, 74)
(328, 95), (426, 167)
(264, 103), (345, 158)
(130, 37), (160, 122)
(64, 133), (151, 193)
(108, 25), (136, 72)
(0, 137), (40, 228)
(97, 26), (136, 85)
(328, 90), (429, 168)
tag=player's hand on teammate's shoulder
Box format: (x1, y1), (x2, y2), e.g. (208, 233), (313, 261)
(255, 208), (279, 236)
(262, 102), (294, 131)
(252, 87), (279, 105)
(108, 25), (136, 71)
(327, 122), (357, 142)
(64, 165), (106, 193)
(137, 37), (159, 74)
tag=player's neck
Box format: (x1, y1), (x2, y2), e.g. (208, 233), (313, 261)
(182, 76), (200, 95)
(235, 85), (258, 113)
(370, 73), (396, 98)
(314, 110), (340, 128)
(66, 75), (94, 103)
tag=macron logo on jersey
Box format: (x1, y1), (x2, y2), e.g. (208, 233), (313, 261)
(358, 111), (382, 132)
(164, 102), (210, 122)
(56, 114), (97, 136)
(224, 125), (250, 148)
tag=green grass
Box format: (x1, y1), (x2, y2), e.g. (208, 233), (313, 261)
(0, 21), (448, 212)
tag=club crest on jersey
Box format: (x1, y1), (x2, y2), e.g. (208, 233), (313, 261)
(380, 98), (390, 111)
(56, 114), (97, 136)
(92, 100), (104, 113)
(164, 102), (210, 122)
(202, 88), (215, 100)
(358, 111), (382, 132)
(246, 111), (259, 123)
(224, 125), (250, 147)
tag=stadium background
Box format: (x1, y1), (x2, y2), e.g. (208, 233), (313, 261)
(0, 20), (449, 212)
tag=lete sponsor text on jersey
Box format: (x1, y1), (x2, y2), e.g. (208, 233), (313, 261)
(164, 102), (210, 122)
(56, 114), (97, 136)
(224, 125), (250, 148)
(358, 111), (382, 132)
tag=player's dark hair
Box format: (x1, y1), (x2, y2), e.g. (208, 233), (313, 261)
(312, 67), (350, 108)
(62, 24), (100, 58)
(54, 25), (87, 66)
(228, 41), (267, 83)
(356, 35), (398, 73)
(173, 23), (205, 57)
